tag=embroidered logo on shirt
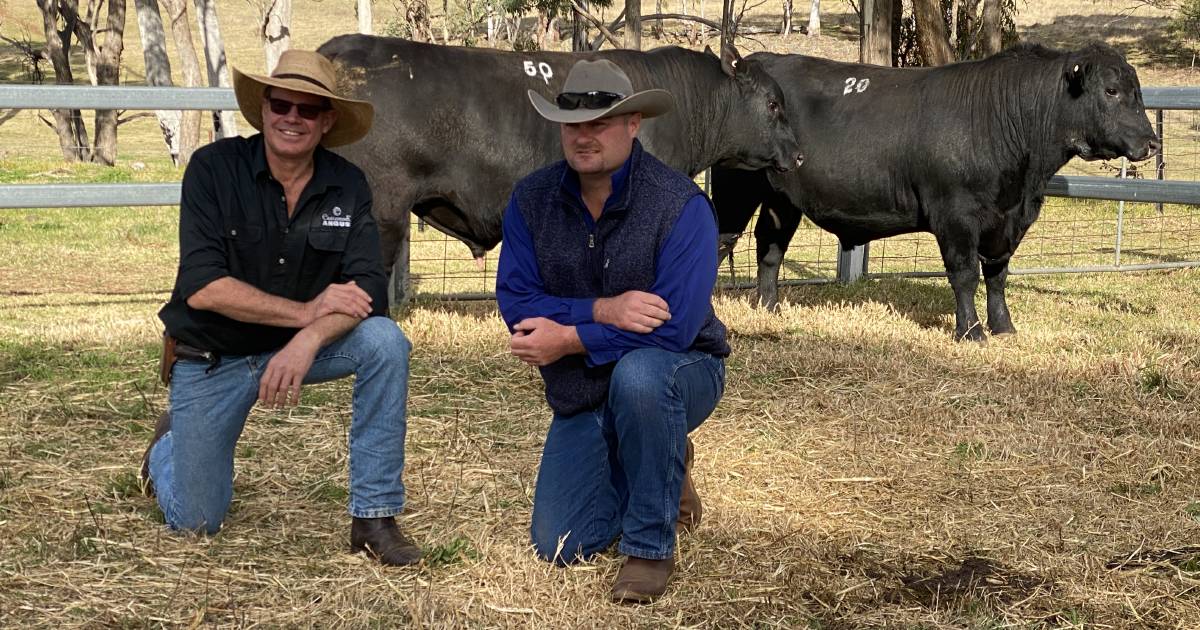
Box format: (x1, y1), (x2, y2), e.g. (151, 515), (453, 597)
(321, 206), (351, 228)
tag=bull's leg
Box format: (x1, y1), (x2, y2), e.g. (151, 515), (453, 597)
(934, 228), (986, 342)
(377, 219), (409, 306)
(982, 258), (1016, 335)
(754, 203), (803, 311)
(717, 232), (742, 266)
(711, 167), (768, 268)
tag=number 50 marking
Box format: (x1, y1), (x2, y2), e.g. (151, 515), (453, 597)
(524, 60), (553, 85)
(843, 77), (870, 95)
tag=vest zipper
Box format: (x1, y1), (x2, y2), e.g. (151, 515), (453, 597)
(588, 233), (595, 248)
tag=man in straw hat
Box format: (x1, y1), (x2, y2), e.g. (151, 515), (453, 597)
(496, 59), (730, 602)
(143, 50), (422, 566)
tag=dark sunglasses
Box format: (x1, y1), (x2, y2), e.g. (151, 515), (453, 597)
(266, 96), (331, 120)
(555, 90), (625, 110)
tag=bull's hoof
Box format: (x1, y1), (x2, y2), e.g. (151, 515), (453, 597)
(989, 322), (1017, 336)
(955, 324), (987, 343)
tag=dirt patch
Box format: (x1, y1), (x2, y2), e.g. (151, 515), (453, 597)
(888, 555), (1053, 609)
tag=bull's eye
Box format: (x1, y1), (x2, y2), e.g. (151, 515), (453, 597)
(768, 100), (780, 114)
(1105, 87), (1119, 97)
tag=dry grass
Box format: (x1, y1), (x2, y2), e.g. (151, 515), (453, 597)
(2, 1), (1200, 628)
(3, 204), (1200, 627)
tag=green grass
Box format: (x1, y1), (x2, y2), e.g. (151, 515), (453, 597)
(424, 535), (479, 567)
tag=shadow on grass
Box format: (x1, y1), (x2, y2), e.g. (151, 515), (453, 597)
(730, 276), (960, 333)
(1021, 14), (1192, 69)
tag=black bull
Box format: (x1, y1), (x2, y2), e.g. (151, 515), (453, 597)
(317, 35), (804, 298)
(712, 43), (1161, 341)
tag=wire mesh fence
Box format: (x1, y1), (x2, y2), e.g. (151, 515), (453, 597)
(2, 89), (1198, 299)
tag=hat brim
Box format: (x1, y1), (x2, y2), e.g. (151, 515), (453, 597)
(527, 89), (674, 124)
(233, 67), (375, 148)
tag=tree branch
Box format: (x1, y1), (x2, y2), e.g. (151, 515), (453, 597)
(117, 111), (156, 126)
(589, 7), (626, 51)
(0, 109), (20, 128)
(611, 12), (723, 34)
(569, 0), (622, 49)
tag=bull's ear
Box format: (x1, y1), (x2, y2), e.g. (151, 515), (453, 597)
(720, 44), (743, 78)
(1065, 59), (1088, 97)
(703, 45), (716, 57)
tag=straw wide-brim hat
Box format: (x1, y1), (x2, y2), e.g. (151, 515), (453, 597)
(233, 49), (374, 147)
(528, 59), (674, 124)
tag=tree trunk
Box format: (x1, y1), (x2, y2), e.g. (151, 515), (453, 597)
(720, 0), (734, 55)
(262, 0), (291, 73)
(37, 0), (89, 161)
(572, 0), (589, 50)
(780, 0), (792, 35)
(860, 0), (891, 65)
(134, 0), (181, 165)
(487, 0), (496, 43)
(357, 0), (372, 33)
(891, 0), (901, 66)
(74, 0), (101, 86)
(980, 0), (1001, 55)
(192, 0), (237, 137)
(162, 0), (202, 164)
(806, 0), (819, 36)
(92, 0), (127, 165)
(948, 0), (959, 51)
(912, 0), (954, 65)
(441, 0), (449, 43)
(653, 0), (661, 38)
(625, 0), (641, 49)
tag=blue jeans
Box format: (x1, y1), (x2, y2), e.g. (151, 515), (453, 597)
(530, 348), (725, 563)
(148, 316), (411, 534)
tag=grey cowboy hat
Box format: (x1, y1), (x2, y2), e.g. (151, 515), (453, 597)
(528, 59), (674, 124)
(233, 49), (374, 147)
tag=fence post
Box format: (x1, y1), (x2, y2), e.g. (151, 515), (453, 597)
(1115, 157), (1128, 267)
(837, 240), (869, 283)
(1156, 108), (1164, 215)
(389, 211), (412, 306)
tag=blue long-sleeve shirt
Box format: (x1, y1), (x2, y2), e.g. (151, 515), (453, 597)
(496, 159), (719, 367)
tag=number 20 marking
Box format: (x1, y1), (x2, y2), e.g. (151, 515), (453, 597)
(524, 60), (553, 85)
(843, 77), (870, 95)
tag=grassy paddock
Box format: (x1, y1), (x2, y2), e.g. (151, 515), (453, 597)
(2, 200), (1200, 628)
(2, 0), (1199, 626)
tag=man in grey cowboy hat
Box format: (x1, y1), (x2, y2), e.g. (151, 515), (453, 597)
(143, 50), (421, 566)
(496, 59), (730, 602)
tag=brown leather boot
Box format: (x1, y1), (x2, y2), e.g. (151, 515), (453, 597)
(611, 556), (676, 604)
(351, 516), (422, 566)
(139, 411), (172, 498)
(676, 438), (702, 535)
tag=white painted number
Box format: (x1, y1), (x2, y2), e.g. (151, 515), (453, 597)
(523, 60), (553, 85)
(842, 77), (870, 95)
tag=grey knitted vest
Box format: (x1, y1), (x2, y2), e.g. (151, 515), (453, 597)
(513, 140), (729, 416)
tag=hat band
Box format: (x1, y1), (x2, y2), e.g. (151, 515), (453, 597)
(271, 73), (334, 94)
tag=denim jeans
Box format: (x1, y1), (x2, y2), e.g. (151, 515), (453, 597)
(530, 348), (725, 563)
(148, 316), (411, 534)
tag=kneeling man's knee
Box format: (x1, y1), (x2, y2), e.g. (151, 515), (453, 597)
(169, 503), (226, 536)
(609, 349), (669, 405)
(356, 316), (410, 361)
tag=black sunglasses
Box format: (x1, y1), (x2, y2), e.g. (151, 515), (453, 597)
(266, 96), (331, 120)
(555, 90), (625, 110)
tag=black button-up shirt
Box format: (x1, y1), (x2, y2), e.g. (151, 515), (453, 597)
(159, 134), (389, 356)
